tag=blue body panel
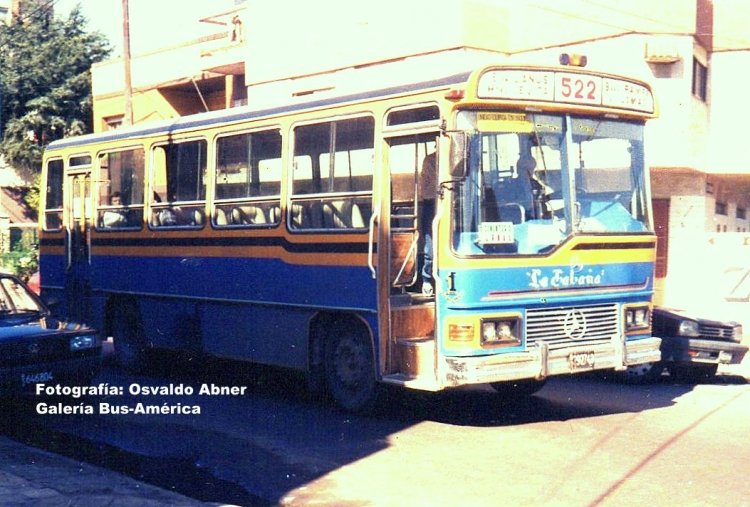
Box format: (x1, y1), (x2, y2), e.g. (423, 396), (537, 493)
(441, 261), (653, 309)
(41, 253), (378, 369)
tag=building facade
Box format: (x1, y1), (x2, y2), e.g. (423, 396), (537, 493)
(89, 0), (750, 309)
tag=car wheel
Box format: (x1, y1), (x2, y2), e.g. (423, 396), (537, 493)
(324, 325), (378, 413)
(622, 361), (665, 384)
(490, 379), (547, 397)
(111, 301), (148, 371)
(670, 363), (718, 383)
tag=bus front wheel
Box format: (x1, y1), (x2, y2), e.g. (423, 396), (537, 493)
(324, 326), (378, 413)
(110, 301), (148, 371)
(622, 361), (665, 384)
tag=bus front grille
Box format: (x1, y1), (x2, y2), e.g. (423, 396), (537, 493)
(526, 303), (619, 350)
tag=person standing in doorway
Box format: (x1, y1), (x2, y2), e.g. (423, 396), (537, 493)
(419, 147), (437, 296)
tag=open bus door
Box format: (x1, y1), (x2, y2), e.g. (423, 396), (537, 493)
(381, 132), (439, 387)
(64, 170), (92, 322)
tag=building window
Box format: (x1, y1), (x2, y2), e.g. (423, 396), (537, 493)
(715, 201), (727, 215)
(737, 207), (746, 220)
(692, 58), (708, 102)
(103, 115), (124, 131)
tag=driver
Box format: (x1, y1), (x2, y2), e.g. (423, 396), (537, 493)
(517, 156), (553, 219)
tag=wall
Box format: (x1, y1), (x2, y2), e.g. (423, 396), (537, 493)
(708, 50), (750, 172)
(91, 32), (244, 130)
(242, 0), (697, 84)
(244, 0), (479, 84)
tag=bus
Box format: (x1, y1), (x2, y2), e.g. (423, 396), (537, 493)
(39, 56), (661, 411)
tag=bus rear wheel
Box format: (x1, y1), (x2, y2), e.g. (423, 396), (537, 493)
(110, 301), (148, 371)
(324, 326), (378, 413)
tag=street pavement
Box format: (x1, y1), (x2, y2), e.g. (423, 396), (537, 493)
(1, 311), (749, 506)
(0, 338), (236, 507)
(0, 434), (224, 506)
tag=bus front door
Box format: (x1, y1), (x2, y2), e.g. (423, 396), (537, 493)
(65, 171), (92, 322)
(384, 133), (438, 384)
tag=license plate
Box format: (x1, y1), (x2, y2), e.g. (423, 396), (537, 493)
(569, 351), (595, 370)
(718, 351), (733, 363)
(21, 371), (54, 387)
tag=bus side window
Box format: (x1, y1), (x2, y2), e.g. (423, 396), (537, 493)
(213, 129), (282, 228)
(150, 140), (207, 229)
(290, 116), (374, 230)
(96, 148), (145, 230)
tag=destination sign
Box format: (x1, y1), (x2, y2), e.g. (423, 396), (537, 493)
(477, 69), (654, 114)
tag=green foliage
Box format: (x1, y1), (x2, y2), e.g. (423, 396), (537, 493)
(0, 1), (111, 178)
(24, 173), (41, 213)
(0, 229), (38, 280)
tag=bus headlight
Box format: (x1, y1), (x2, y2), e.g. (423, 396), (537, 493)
(480, 318), (521, 347)
(625, 306), (650, 332)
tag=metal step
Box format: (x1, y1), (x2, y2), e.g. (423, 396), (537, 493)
(393, 335), (435, 380)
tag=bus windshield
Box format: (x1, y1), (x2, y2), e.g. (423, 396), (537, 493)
(451, 111), (650, 256)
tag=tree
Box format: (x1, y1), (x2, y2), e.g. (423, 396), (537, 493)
(0, 1), (111, 179)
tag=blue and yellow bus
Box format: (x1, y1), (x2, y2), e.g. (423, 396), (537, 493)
(40, 58), (661, 411)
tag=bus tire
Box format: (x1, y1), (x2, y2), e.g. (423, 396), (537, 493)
(490, 378), (547, 397)
(324, 323), (378, 413)
(622, 361), (665, 384)
(110, 300), (148, 371)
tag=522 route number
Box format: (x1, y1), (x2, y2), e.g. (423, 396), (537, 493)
(556, 74), (602, 105)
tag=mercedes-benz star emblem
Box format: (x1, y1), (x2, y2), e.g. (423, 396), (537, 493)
(28, 343), (40, 355)
(562, 309), (588, 340)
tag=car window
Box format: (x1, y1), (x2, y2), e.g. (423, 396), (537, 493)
(0, 278), (43, 313)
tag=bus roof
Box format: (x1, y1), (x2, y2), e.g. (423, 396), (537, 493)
(47, 70), (472, 152)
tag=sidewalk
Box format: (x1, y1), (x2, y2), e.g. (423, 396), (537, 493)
(0, 436), (219, 507)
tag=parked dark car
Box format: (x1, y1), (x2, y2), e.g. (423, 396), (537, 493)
(0, 273), (101, 395)
(626, 306), (747, 382)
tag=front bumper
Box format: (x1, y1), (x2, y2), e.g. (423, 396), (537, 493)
(442, 336), (661, 387)
(661, 336), (748, 366)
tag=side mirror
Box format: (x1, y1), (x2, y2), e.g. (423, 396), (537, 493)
(448, 132), (470, 179)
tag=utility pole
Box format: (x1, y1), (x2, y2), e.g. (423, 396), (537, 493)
(122, 0), (133, 127)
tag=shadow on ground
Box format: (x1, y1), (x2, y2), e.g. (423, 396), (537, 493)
(2, 351), (740, 505)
